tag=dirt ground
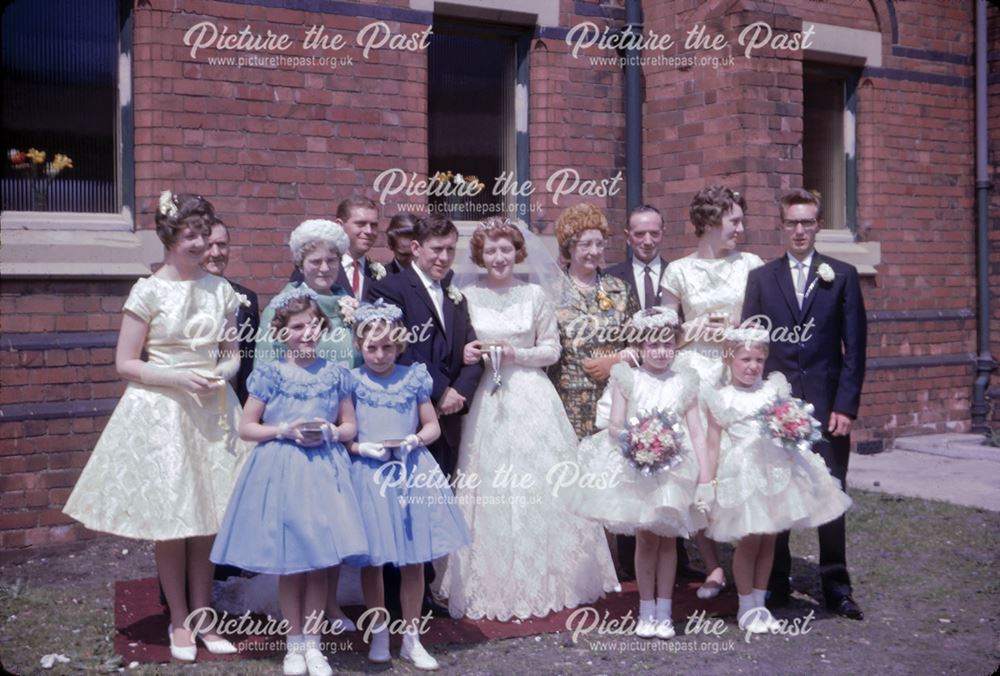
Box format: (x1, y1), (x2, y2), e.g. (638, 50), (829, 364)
(1, 489), (998, 675)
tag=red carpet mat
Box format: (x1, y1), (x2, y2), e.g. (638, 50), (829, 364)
(114, 577), (736, 664)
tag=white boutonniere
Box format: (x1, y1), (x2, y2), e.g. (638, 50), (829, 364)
(338, 296), (360, 325)
(234, 292), (251, 309)
(158, 190), (178, 218)
(804, 262), (836, 299)
(446, 286), (463, 304)
(370, 261), (387, 280)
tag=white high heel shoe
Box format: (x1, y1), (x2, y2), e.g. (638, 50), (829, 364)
(167, 624), (196, 662)
(197, 632), (238, 654)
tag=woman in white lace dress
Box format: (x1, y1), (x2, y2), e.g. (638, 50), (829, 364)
(659, 185), (764, 600)
(441, 218), (618, 621)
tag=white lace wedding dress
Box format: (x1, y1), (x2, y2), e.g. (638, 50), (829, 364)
(441, 280), (619, 621)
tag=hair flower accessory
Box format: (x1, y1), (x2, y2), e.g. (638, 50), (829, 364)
(630, 307), (680, 331)
(354, 298), (404, 325)
(338, 296), (360, 325)
(370, 261), (387, 281)
(159, 190), (178, 218)
(724, 325), (771, 346)
(447, 286), (463, 304)
(817, 262), (835, 283)
(271, 286), (320, 311)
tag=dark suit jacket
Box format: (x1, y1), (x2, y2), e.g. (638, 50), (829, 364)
(386, 259), (408, 276)
(366, 266), (483, 475)
(365, 266), (483, 406)
(606, 257), (666, 309)
(741, 253), (866, 428)
(289, 258), (379, 297)
(228, 279), (260, 405)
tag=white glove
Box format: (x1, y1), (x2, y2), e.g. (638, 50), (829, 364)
(212, 353), (240, 382)
(321, 422), (339, 444)
(694, 482), (716, 516)
(357, 442), (390, 462)
(140, 363), (218, 393)
(398, 434), (422, 456)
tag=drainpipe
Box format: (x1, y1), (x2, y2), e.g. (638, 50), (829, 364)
(972, 0), (995, 434)
(624, 0), (642, 213)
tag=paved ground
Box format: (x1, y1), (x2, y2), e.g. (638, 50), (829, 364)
(848, 433), (1000, 512)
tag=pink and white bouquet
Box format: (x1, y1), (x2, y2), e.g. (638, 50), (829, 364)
(618, 408), (684, 476)
(761, 397), (822, 453)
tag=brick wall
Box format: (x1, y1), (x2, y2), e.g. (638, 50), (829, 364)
(0, 0), (991, 553)
(641, 0), (979, 447)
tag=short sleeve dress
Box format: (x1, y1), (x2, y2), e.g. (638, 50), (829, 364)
(348, 363), (471, 566)
(210, 359), (369, 574)
(63, 274), (244, 540)
(570, 363), (705, 538)
(701, 373), (853, 542)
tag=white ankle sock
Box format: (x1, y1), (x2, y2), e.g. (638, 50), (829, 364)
(737, 593), (756, 619)
(304, 634), (321, 652)
(287, 633), (306, 654)
(655, 598), (672, 622)
(639, 599), (656, 622)
(752, 588), (768, 608)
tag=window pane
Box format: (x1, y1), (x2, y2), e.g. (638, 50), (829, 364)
(803, 71), (845, 228)
(428, 21), (517, 220)
(2, 0), (118, 213)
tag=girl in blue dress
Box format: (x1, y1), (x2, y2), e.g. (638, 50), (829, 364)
(348, 300), (471, 671)
(211, 287), (368, 676)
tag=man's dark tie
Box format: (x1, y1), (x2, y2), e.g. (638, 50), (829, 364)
(643, 265), (657, 309)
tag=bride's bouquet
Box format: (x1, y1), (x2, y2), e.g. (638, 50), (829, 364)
(760, 397), (822, 453)
(618, 408), (684, 476)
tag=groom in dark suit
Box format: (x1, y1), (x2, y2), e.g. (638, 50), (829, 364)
(366, 215), (483, 478)
(741, 188), (867, 620)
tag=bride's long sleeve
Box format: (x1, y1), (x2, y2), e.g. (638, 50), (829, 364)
(513, 288), (561, 368)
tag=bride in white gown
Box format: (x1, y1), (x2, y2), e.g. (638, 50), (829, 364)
(441, 218), (618, 621)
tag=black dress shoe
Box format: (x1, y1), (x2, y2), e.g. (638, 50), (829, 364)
(422, 595), (450, 618)
(826, 595), (864, 620)
(766, 587), (790, 609)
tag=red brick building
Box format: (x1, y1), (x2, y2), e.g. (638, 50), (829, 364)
(0, 0), (995, 552)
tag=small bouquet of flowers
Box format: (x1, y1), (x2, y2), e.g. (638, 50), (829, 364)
(617, 408), (684, 476)
(760, 397), (822, 453)
(9, 147), (73, 211)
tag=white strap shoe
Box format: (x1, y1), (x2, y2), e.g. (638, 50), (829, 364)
(367, 624), (391, 663)
(634, 617), (658, 639)
(303, 648), (333, 676)
(282, 652), (307, 676)
(655, 619), (676, 640)
(401, 634), (440, 670)
(738, 606), (777, 634)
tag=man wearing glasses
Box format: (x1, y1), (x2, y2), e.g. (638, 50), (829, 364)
(741, 188), (868, 620)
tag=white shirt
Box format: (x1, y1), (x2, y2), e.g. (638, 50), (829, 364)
(412, 263), (445, 329)
(341, 253), (367, 299)
(788, 250), (814, 306)
(630, 256), (663, 309)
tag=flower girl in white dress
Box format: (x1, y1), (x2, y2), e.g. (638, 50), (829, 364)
(572, 308), (712, 639)
(700, 327), (852, 633)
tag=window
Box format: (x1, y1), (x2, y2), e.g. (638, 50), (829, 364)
(802, 64), (859, 232)
(1, 0), (129, 216)
(427, 18), (530, 221)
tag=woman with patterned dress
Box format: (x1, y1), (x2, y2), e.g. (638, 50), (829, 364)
(64, 192), (242, 661)
(441, 218), (618, 621)
(548, 204), (640, 440)
(659, 185), (764, 600)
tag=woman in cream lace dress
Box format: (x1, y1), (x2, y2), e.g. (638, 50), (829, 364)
(441, 218), (618, 621)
